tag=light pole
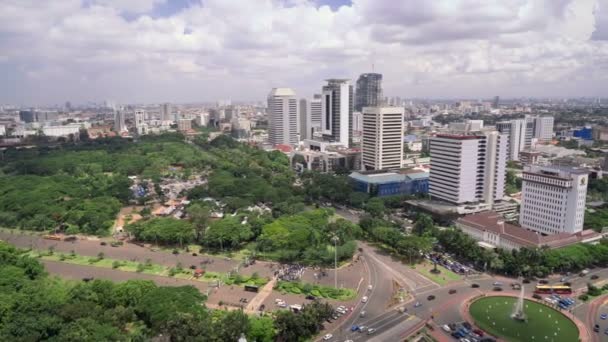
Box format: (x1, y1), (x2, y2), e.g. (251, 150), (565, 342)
(332, 235), (339, 289)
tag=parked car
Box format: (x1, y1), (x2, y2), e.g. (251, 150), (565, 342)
(594, 324), (600, 332)
(532, 293), (542, 300)
(449, 289), (457, 294)
(427, 295), (436, 301)
(591, 274), (600, 280)
(323, 333), (333, 340)
(442, 325), (452, 332)
(492, 281), (503, 286)
(471, 283), (480, 288)
(367, 328), (376, 335)
(493, 287), (503, 291)
(600, 313), (607, 320)
(351, 325), (359, 332)
(414, 301), (422, 308)
(361, 296), (368, 303)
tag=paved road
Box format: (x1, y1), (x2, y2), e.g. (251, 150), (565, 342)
(582, 294), (608, 342)
(0, 231), (275, 278)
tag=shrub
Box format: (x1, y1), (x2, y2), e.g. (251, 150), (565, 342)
(136, 263), (145, 273)
(579, 294), (589, 301)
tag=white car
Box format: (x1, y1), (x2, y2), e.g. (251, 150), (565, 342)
(323, 333), (333, 340)
(368, 284), (373, 290)
(442, 325), (451, 332)
(361, 296), (368, 303)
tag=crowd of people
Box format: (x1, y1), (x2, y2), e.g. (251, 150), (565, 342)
(276, 264), (305, 281)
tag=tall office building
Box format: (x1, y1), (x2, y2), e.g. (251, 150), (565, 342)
(496, 119), (527, 161)
(19, 110), (35, 123)
(322, 79), (353, 147)
(160, 103), (172, 121)
(134, 109), (146, 135)
(114, 109), (126, 133)
(534, 116), (554, 142)
(429, 131), (507, 206)
(355, 73), (383, 111)
(267, 88), (299, 145)
(361, 107), (404, 171)
(299, 95), (323, 140)
(492, 96), (500, 109)
(519, 165), (588, 235)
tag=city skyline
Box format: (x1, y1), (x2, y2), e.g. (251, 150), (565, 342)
(1, 0), (608, 105)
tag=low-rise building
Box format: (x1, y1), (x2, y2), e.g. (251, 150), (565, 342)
(349, 169), (429, 197)
(455, 211), (602, 251)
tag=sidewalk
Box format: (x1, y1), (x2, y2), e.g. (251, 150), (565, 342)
(246, 276), (277, 314)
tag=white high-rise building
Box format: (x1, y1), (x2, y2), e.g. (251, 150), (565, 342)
(352, 111), (363, 134)
(429, 131), (507, 206)
(534, 116), (554, 142)
(496, 119), (527, 161)
(519, 165), (588, 235)
(361, 107), (404, 171)
(134, 109), (146, 135)
(113, 109), (126, 133)
(267, 88), (299, 145)
(160, 103), (172, 121)
(322, 79), (353, 147)
(310, 94), (322, 135)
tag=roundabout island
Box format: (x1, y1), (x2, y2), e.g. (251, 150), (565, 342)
(468, 296), (580, 342)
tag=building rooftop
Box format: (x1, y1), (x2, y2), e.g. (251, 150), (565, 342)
(349, 169), (429, 184)
(268, 88), (296, 97)
(456, 211), (602, 249)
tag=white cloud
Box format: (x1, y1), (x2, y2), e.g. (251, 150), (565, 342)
(0, 0), (606, 104)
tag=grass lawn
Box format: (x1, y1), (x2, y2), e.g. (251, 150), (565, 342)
(275, 281), (356, 301)
(414, 262), (461, 285)
(469, 296), (579, 342)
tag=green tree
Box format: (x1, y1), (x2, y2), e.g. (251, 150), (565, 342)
(365, 198), (385, 217)
(187, 203), (210, 242)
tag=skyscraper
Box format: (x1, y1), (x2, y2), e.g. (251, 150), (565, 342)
(267, 88), (299, 145)
(299, 95), (323, 141)
(355, 73), (383, 111)
(322, 79), (353, 147)
(134, 109), (146, 135)
(519, 165), (587, 235)
(534, 116), (554, 142)
(361, 107), (404, 170)
(114, 109), (126, 133)
(496, 119), (527, 161)
(492, 96), (500, 109)
(429, 130), (507, 206)
(160, 103), (172, 121)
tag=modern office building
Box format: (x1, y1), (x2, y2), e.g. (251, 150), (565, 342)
(519, 165), (588, 235)
(114, 109), (127, 132)
(160, 103), (172, 121)
(322, 79), (353, 147)
(19, 110), (35, 123)
(18, 110), (58, 123)
(429, 131), (508, 206)
(492, 96), (500, 109)
(355, 73), (383, 111)
(534, 116), (554, 142)
(134, 109), (146, 135)
(361, 106), (405, 170)
(496, 119), (527, 161)
(267, 88), (299, 146)
(349, 169), (429, 197)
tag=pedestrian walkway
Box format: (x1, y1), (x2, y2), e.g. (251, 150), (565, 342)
(246, 276), (277, 314)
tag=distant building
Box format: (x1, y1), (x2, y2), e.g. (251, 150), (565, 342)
(268, 88), (299, 146)
(429, 131), (507, 207)
(177, 119), (192, 132)
(349, 169), (429, 197)
(573, 127), (593, 141)
(534, 116), (554, 142)
(519, 150), (541, 165)
(42, 124), (83, 137)
(592, 126), (608, 142)
(322, 79), (353, 147)
(0, 125), (5, 136)
(160, 103), (172, 121)
(519, 165), (588, 235)
(355, 73), (383, 111)
(456, 211), (601, 251)
(496, 119), (527, 161)
(134, 109), (146, 135)
(114, 109), (127, 133)
(362, 106), (404, 171)
(492, 96), (500, 109)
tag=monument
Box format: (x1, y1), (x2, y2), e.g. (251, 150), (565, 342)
(511, 284), (526, 321)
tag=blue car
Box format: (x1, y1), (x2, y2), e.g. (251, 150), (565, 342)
(601, 313), (607, 320)
(351, 325), (359, 332)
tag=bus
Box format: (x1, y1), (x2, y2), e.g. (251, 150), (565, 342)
(534, 285), (572, 295)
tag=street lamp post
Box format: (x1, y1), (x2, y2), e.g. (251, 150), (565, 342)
(332, 235), (339, 289)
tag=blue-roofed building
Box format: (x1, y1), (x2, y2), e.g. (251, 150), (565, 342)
(349, 170), (429, 197)
(573, 127), (593, 141)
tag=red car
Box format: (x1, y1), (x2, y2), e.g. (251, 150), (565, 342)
(473, 329), (484, 337)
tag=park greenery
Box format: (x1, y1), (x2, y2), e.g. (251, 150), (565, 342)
(0, 241), (334, 342)
(0, 133), (207, 235)
(275, 281), (357, 301)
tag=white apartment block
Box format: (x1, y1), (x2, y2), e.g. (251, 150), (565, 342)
(177, 119), (192, 132)
(519, 165), (588, 235)
(534, 116), (554, 142)
(429, 131), (507, 206)
(114, 110), (127, 133)
(134, 109), (146, 135)
(361, 107), (405, 171)
(160, 103), (172, 121)
(268, 88), (299, 145)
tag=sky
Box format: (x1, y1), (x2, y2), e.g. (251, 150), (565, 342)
(0, 0), (607, 105)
